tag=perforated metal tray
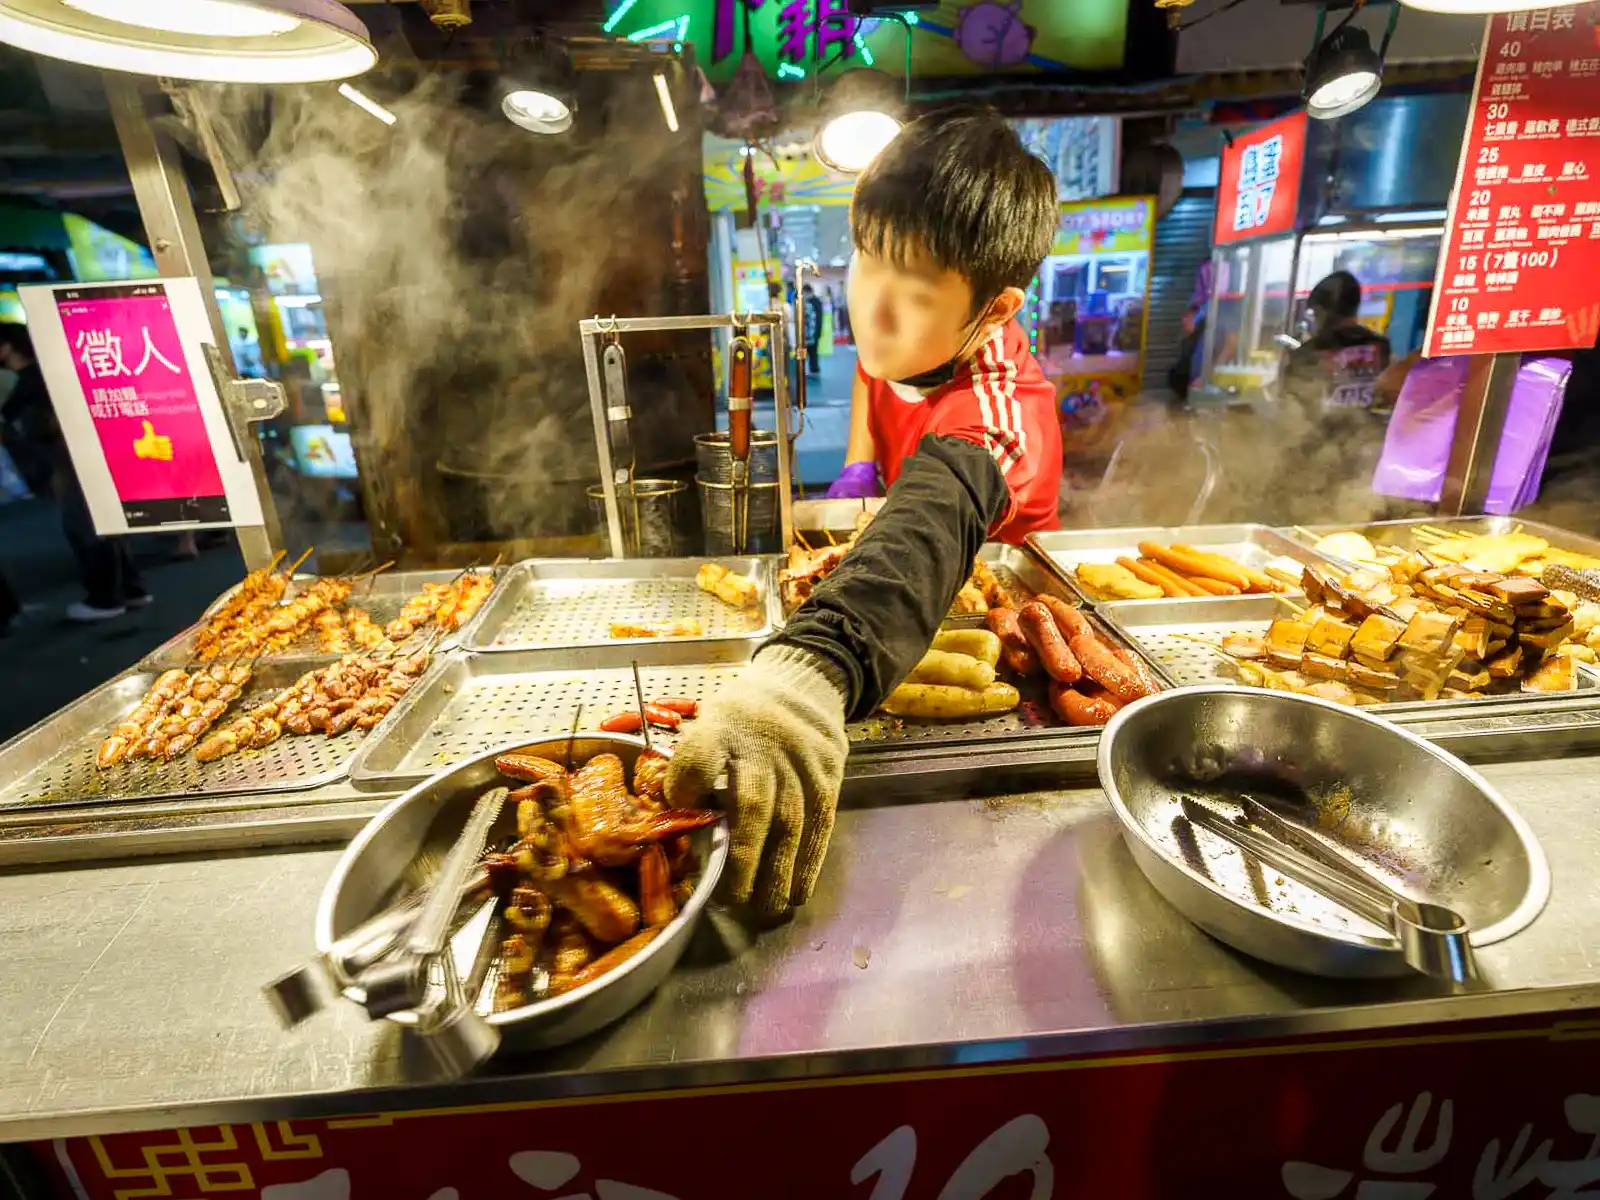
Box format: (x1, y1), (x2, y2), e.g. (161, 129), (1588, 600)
(1027, 524), (1332, 607)
(0, 659), (365, 813)
(462, 557), (779, 652)
(351, 605), (1158, 791)
(1282, 517), (1600, 567)
(1099, 595), (1599, 719)
(142, 568), (504, 670)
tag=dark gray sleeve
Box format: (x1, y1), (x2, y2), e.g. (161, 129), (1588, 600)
(766, 433), (1011, 721)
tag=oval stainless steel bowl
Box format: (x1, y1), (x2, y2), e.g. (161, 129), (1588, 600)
(1097, 685), (1549, 978)
(315, 734), (728, 1051)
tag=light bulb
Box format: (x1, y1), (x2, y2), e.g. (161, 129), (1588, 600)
(815, 110), (901, 174)
(62, 0), (301, 38)
(502, 88), (572, 133)
(1309, 69), (1379, 115)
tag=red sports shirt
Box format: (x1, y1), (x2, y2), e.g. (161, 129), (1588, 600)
(862, 320), (1062, 544)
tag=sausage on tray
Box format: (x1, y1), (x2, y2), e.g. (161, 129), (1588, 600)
(1036, 593), (1091, 641)
(985, 606), (1040, 678)
(1110, 644), (1164, 697)
(1017, 600), (1082, 684)
(1069, 632), (1153, 704)
(652, 697), (699, 718)
(1049, 682), (1122, 726)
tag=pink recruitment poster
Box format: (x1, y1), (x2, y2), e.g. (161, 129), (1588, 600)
(53, 283), (231, 527)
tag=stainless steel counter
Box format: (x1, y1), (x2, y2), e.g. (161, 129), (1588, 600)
(2, 753), (1600, 1144)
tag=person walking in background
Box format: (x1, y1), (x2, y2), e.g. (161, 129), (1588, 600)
(802, 283), (823, 378)
(0, 325), (150, 622)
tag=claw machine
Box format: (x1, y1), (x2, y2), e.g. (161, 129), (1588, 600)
(1025, 195), (1154, 461)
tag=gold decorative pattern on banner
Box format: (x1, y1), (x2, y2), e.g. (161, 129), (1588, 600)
(324, 1113), (397, 1129)
(253, 1120), (323, 1160)
(89, 1127), (254, 1199)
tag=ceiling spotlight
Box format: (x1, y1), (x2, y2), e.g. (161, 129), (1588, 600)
(812, 68), (903, 175)
(1303, 8), (1395, 120)
(499, 40), (576, 135)
(0, 0), (375, 82)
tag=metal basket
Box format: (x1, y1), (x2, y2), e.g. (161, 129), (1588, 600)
(694, 430), (780, 485)
(586, 479), (686, 558)
(697, 477), (780, 555)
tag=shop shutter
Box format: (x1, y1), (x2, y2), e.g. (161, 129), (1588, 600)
(1143, 191), (1216, 395)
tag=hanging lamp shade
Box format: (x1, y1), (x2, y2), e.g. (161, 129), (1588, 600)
(0, 0), (377, 83)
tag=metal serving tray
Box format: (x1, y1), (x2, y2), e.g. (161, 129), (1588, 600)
(1099, 594), (1599, 719)
(1283, 517), (1600, 567)
(352, 601), (1163, 791)
(0, 659), (363, 813)
(142, 568), (504, 670)
(462, 557), (779, 652)
(1027, 524), (1332, 607)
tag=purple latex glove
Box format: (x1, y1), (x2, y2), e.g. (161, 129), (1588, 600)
(825, 460), (880, 499)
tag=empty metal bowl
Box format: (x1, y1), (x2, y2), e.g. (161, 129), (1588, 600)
(315, 734), (728, 1051)
(1097, 685), (1550, 978)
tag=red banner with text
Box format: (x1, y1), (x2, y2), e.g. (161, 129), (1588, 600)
(37, 1012), (1600, 1200)
(1425, 3), (1600, 356)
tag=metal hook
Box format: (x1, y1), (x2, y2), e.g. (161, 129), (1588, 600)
(599, 313), (620, 339)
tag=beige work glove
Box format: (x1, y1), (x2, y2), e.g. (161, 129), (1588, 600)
(666, 645), (850, 917)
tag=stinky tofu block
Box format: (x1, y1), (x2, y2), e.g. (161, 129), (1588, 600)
(1523, 654), (1577, 693)
(1491, 576), (1550, 605)
(1299, 651), (1350, 681)
(1397, 610), (1460, 655)
(1266, 618), (1312, 655)
(1486, 644), (1524, 679)
(1347, 661), (1403, 693)
(1516, 599), (1572, 622)
(1301, 566), (1333, 604)
(1350, 613), (1407, 661)
(1306, 616), (1357, 659)
(1454, 616), (1491, 660)
(1448, 666), (1492, 692)
(1520, 619), (1575, 650)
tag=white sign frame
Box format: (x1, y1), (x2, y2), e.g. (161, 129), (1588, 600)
(18, 277), (264, 535)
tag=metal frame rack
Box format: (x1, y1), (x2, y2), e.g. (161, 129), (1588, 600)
(579, 312), (797, 559)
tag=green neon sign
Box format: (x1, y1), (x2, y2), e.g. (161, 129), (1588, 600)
(603, 1), (1128, 82)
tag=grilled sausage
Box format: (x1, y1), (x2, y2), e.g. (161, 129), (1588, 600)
(985, 606), (1040, 678)
(1036, 593), (1091, 641)
(1049, 682), (1122, 726)
(1069, 632), (1151, 704)
(1018, 601), (1082, 684)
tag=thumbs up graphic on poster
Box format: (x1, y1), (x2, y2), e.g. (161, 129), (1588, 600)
(133, 419), (173, 462)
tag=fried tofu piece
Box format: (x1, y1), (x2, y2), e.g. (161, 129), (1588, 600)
(1454, 616), (1491, 660)
(1300, 651), (1350, 681)
(1486, 644), (1524, 679)
(1397, 611), (1460, 656)
(1350, 614), (1407, 661)
(1524, 654), (1577, 692)
(1306, 616), (1356, 659)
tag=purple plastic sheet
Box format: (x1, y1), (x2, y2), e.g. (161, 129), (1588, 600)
(1371, 354), (1572, 513)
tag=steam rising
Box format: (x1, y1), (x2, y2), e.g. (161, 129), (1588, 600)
(199, 73), (694, 551)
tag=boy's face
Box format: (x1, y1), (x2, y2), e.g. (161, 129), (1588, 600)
(847, 244), (986, 382)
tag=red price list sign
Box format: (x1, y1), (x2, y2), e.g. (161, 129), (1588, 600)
(1425, 2), (1600, 357)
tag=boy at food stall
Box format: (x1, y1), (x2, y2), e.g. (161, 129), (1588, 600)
(669, 109), (1061, 916)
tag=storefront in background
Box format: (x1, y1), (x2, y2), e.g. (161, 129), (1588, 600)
(1201, 94), (1468, 399)
(1025, 195), (1154, 456)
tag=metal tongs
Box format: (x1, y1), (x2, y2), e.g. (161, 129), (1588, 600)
(1179, 795), (1477, 984)
(601, 330), (641, 555)
(727, 326), (754, 553)
(265, 786), (511, 1078)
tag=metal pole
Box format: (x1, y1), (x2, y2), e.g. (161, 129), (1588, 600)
(1439, 352), (1519, 514)
(580, 324), (625, 558)
(104, 72), (282, 569)
(769, 309), (795, 551)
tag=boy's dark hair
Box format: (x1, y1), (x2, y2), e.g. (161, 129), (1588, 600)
(0, 323), (34, 360)
(851, 108), (1057, 312)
